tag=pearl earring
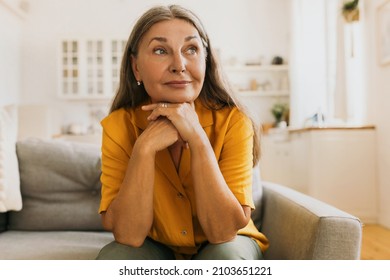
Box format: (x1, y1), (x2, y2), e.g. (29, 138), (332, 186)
(137, 81), (142, 86)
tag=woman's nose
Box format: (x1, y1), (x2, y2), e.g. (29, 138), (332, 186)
(169, 53), (186, 73)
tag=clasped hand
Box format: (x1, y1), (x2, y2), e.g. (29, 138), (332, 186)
(140, 102), (201, 152)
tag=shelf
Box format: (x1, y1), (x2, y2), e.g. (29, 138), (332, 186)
(224, 62), (290, 127)
(224, 64), (289, 72)
(237, 90), (289, 97)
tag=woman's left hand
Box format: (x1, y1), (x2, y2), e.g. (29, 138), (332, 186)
(142, 102), (203, 146)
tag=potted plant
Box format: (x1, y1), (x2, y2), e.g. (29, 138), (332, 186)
(342, 0), (359, 23)
(271, 102), (289, 128)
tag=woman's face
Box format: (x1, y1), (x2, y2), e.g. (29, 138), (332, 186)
(132, 19), (206, 104)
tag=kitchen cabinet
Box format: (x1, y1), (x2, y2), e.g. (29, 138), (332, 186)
(260, 126), (378, 223)
(259, 128), (293, 187)
(58, 38), (126, 100)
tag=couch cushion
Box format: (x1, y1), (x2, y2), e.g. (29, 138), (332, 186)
(0, 231), (113, 259)
(8, 138), (104, 231)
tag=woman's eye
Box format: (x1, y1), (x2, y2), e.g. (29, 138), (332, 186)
(186, 46), (197, 55)
(154, 48), (166, 55)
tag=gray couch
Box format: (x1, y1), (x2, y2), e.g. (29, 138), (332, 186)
(0, 138), (362, 259)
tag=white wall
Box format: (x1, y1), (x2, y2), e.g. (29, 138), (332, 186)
(0, 2), (22, 106)
(19, 0), (290, 135)
(365, 0), (390, 228)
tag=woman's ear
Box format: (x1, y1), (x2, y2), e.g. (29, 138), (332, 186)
(131, 55), (141, 81)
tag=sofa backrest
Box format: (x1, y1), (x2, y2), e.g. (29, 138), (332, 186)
(8, 138), (104, 231)
(0, 213), (7, 232)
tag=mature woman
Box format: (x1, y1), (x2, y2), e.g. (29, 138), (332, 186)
(96, 4), (268, 260)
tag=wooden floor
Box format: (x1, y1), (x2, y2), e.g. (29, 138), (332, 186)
(361, 224), (390, 260)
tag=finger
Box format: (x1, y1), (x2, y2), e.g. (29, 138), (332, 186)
(147, 108), (167, 121)
(143, 119), (180, 151)
(141, 103), (159, 111)
(142, 102), (172, 111)
(147, 104), (174, 121)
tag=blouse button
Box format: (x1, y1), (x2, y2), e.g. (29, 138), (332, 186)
(181, 230), (187, 236)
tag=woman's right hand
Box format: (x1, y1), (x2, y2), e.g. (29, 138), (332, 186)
(135, 117), (180, 155)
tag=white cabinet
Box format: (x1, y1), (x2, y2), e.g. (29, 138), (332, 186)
(259, 129), (293, 187)
(58, 39), (126, 100)
(261, 127), (378, 223)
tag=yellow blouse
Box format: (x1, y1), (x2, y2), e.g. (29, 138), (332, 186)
(99, 99), (269, 256)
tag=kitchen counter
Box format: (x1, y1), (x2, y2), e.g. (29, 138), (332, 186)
(288, 125), (375, 133)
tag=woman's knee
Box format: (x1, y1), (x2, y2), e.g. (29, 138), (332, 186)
(193, 235), (263, 260)
(96, 238), (175, 260)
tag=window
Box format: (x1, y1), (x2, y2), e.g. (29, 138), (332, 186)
(289, 0), (367, 127)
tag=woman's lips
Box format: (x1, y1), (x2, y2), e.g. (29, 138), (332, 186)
(164, 81), (191, 88)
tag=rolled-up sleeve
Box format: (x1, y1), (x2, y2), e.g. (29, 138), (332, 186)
(99, 111), (134, 213)
(217, 110), (255, 209)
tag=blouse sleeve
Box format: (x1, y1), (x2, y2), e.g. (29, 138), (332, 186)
(98, 112), (134, 213)
(218, 110), (255, 209)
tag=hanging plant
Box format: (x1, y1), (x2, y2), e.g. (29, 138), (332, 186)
(342, 0), (360, 23)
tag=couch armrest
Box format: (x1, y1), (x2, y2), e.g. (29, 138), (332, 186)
(260, 182), (362, 260)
